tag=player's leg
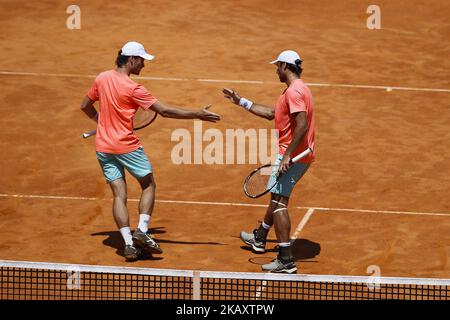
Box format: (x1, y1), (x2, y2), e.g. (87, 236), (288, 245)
(116, 147), (162, 254)
(271, 194), (291, 244)
(137, 172), (156, 233)
(133, 172), (162, 254)
(261, 193), (296, 273)
(109, 177), (129, 229)
(271, 193), (294, 264)
(240, 193), (288, 253)
(110, 177), (141, 259)
(240, 155), (284, 253)
(261, 193), (289, 235)
(96, 152), (140, 260)
(261, 162), (310, 273)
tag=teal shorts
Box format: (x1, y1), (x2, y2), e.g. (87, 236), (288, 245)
(270, 154), (310, 197)
(96, 147), (153, 183)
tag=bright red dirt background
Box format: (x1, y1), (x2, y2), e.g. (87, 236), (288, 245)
(0, 0), (449, 278)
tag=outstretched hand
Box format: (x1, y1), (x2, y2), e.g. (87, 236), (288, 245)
(198, 104), (221, 122)
(222, 88), (241, 105)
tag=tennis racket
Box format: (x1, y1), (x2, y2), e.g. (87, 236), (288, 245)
(243, 147), (313, 198)
(82, 108), (158, 139)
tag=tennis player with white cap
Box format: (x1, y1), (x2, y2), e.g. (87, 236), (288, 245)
(121, 41), (155, 60)
(81, 41), (220, 261)
(223, 50), (315, 273)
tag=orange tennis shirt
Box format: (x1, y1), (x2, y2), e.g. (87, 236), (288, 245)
(274, 78), (315, 163)
(87, 70), (158, 154)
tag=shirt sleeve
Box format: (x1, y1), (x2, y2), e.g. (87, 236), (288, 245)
(285, 89), (306, 114)
(132, 85), (158, 110)
(86, 80), (99, 101)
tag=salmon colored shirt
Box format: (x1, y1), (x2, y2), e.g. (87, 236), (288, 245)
(274, 78), (315, 163)
(87, 70), (158, 154)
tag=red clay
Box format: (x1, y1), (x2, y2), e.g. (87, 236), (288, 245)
(0, 0), (449, 278)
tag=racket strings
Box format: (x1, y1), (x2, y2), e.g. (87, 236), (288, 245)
(133, 109), (156, 129)
(245, 165), (279, 197)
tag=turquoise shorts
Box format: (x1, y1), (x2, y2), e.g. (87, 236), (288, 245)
(96, 147), (153, 183)
(270, 154), (310, 197)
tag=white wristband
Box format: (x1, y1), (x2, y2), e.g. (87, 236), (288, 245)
(239, 97), (253, 110)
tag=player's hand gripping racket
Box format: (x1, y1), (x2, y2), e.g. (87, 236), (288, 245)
(243, 147), (313, 198)
(82, 108), (158, 139)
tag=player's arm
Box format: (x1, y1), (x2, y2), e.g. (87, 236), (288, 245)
(222, 88), (274, 120)
(150, 101), (220, 122)
(279, 111), (308, 173)
(80, 96), (98, 123)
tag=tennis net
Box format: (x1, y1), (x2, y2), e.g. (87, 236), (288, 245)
(1, 260), (450, 300)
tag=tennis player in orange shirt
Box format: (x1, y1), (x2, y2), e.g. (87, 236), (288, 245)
(81, 41), (220, 261)
(223, 50), (315, 273)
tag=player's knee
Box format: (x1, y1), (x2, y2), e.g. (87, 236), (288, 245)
(272, 207), (288, 215)
(143, 181), (155, 192)
(110, 180), (127, 199)
(112, 193), (127, 203)
(113, 188), (127, 201)
(271, 194), (289, 209)
(139, 173), (155, 190)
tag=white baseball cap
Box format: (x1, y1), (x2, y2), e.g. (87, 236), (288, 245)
(270, 50), (302, 65)
(121, 41), (154, 61)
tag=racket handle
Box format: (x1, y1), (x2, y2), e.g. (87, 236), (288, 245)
(82, 129), (97, 139)
(290, 147), (313, 163)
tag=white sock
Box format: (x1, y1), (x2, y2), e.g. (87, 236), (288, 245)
(262, 222), (271, 230)
(138, 214), (151, 233)
(119, 227), (133, 246)
(278, 242), (291, 248)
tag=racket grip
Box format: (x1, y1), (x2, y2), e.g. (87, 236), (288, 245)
(290, 147), (313, 163)
(82, 129), (97, 139)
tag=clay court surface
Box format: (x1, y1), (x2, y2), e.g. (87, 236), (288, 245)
(0, 0), (449, 278)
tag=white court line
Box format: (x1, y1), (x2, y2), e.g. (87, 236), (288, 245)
(306, 82), (450, 93)
(135, 75), (188, 81)
(291, 208), (315, 241)
(1, 70), (449, 93)
(312, 206), (450, 217)
(0, 71), (95, 79)
(0, 193), (448, 217)
(152, 198), (266, 208)
(0, 193), (98, 201)
(197, 78), (266, 84)
(0, 193), (268, 207)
